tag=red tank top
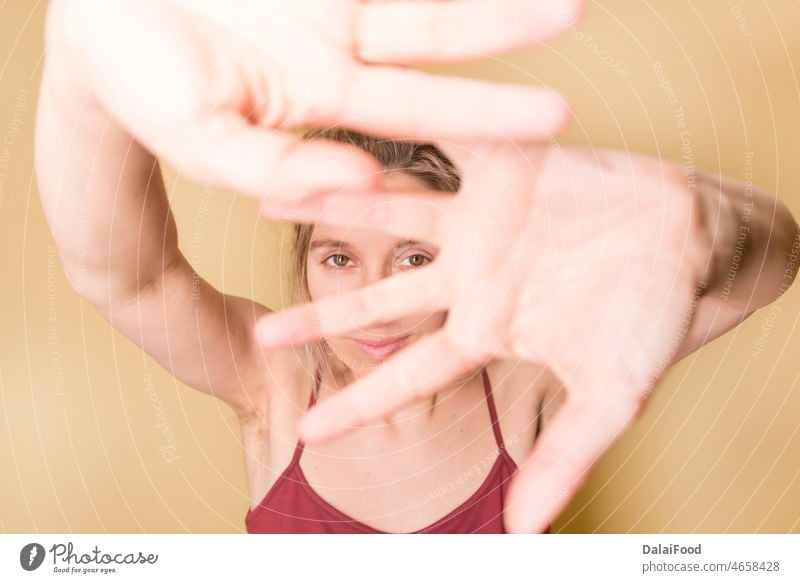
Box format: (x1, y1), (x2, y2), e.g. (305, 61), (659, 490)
(245, 366), (551, 534)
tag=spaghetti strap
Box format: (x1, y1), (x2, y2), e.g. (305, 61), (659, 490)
(481, 367), (508, 453)
(289, 367), (322, 465)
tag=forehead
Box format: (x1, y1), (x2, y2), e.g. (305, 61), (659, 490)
(309, 171), (435, 249)
(309, 223), (409, 250)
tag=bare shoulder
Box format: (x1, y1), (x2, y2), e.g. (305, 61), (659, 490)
(237, 341), (312, 428)
(237, 343), (316, 505)
(484, 359), (560, 454)
(537, 368), (567, 434)
(487, 360), (567, 434)
(486, 359), (558, 399)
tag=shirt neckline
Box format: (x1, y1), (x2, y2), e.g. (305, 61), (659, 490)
(292, 449), (514, 534)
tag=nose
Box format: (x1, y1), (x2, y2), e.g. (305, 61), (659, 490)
(358, 261), (395, 288)
(351, 265), (407, 338)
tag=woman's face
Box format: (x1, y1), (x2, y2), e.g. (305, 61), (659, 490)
(306, 171), (447, 370)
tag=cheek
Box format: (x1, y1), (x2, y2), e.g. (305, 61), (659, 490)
(307, 264), (364, 301)
(306, 269), (323, 301)
(324, 337), (379, 370)
(306, 265), (338, 301)
(403, 312), (447, 335)
(423, 312), (447, 331)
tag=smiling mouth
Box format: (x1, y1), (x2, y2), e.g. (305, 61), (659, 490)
(349, 335), (410, 359)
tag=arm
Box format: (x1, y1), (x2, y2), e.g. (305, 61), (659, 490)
(34, 40), (272, 420)
(668, 165), (800, 365)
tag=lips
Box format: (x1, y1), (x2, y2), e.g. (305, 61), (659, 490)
(350, 335), (410, 359)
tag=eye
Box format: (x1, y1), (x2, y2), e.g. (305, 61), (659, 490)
(400, 253), (431, 268)
(323, 253), (353, 269)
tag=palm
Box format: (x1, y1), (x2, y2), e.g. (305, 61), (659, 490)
(256, 141), (712, 532)
(508, 147), (706, 404)
(48, 0), (578, 199)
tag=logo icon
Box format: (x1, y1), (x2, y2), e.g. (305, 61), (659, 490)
(20, 543), (46, 571)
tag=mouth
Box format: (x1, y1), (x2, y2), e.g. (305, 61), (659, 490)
(349, 335), (411, 359)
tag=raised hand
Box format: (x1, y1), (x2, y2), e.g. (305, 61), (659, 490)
(44, 0), (582, 200)
(255, 141), (719, 533)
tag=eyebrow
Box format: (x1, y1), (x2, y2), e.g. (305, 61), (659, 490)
(309, 238), (353, 251)
(309, 238), (421, 251)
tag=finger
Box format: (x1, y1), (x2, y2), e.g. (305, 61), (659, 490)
(356, 0), (586, 64)
(149, 112), (383, 200)
(259, 190), (454, 243)
(297, 330), (481, 444)
(436, 140), (550, 197)
(433, 140), (548, 247)
(255, 265), (449, 349)
(503, 395), (640, 533)
(332, 67), (573, 142)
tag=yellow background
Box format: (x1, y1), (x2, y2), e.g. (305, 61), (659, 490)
(1, 1), (799, 532)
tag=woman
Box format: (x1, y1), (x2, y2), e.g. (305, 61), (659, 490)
(35, 0), (580, 534)
(35, 0), (798, 534)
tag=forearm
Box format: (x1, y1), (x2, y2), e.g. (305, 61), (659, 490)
(35, 48), (181, 305)
(695, 166), (799, 310)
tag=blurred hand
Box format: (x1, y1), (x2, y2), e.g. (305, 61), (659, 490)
(256, 141), (719, 533)
(45, 0), (582, 199)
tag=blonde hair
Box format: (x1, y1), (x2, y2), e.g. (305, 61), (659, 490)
(291, 128), (461, 393)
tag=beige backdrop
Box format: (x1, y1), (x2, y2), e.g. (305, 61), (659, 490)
(1, 1), (799, 533)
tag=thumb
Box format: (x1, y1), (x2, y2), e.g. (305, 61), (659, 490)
(504, 394), (640, 534)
